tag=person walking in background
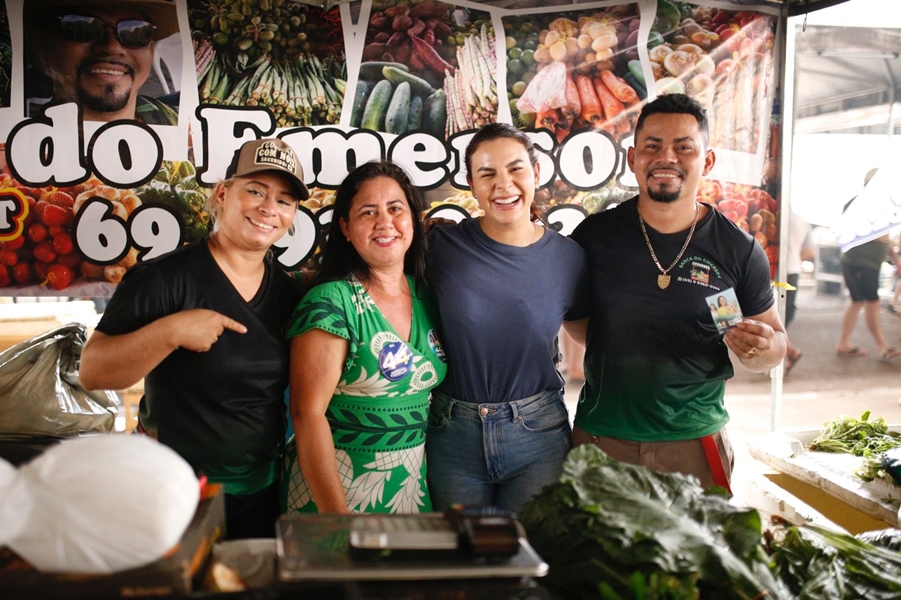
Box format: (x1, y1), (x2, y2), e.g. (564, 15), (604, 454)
(784, 210), (814, 374)
(887, 232), (901, 315)
(836, 233), (901, 360)
(836, 169), (901, 361)
(566, 94), (786, 491)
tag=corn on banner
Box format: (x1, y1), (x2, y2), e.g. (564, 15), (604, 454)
(0, 0), (781, 296)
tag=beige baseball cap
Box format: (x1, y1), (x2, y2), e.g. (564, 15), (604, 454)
(226, 138), (310, 200)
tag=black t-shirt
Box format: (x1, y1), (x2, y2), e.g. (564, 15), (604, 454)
(96, 241), (305, 494)
(569, 198), (774, 441)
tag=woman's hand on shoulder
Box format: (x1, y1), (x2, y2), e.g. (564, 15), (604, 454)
(423, 217), (457, 234)
(165, 309), (247, 352)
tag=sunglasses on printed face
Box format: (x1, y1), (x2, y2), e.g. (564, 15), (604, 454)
(55, 15), (157, 49)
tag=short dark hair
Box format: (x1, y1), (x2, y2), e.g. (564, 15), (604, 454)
(635, 94), (709, 146)
(314, 161), (427, 291)
(464, 122), (538, 175)
(463, 122), (544, 224)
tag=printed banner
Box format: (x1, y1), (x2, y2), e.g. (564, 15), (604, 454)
(0, 0), (782, 296)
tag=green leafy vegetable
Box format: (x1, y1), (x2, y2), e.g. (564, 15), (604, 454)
(518, 445), (788, 600)
(808, 411), (900, 457)
(135, 161), (209, 242)
(808, 411), (901, 484)
(654, 1), (682, 36)
(769, 522), (901, 598)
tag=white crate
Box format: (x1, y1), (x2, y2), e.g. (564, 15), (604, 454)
(748, 429), (901, 531)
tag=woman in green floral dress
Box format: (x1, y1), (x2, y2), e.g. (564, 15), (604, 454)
(281, 161), (446, 514)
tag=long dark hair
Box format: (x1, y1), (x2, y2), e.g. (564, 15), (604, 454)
(464, 122), (545, 224)
(313, 160), (427, 291)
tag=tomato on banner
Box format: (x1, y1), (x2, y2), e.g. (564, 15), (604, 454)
(0, 0), (781, 296)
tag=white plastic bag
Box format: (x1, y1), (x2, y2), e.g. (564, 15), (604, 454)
(0, 435), (199, 574)
(515, 61), (568, 114)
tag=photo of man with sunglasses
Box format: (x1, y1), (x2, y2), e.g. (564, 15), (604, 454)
(23, 0), (180, 125)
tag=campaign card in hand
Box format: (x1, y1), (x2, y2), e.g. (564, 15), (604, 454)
(707, 288), (743, 334)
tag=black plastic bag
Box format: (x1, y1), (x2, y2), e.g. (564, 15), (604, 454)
(883, 447), (901, 486)
(0, 323), (119, 439)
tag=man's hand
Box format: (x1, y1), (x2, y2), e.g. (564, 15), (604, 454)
(724, 319), (773, 357)
(169, 309), (247, 352)
(724, 306), (786, 372)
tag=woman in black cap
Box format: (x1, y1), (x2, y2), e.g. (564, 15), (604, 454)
(80, 138), (307, 539)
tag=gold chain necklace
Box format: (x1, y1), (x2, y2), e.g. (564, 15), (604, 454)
(637, 202), (699, 290)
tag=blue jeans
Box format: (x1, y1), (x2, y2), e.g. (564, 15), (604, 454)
(426, 389), (572, 514)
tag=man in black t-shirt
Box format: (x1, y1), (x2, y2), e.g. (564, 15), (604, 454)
(565, 94), (787, 491)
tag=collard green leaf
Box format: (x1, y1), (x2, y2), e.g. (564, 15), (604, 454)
(519, 445), (788, 600)
(771, 523), (901, 599)
(808, 411), (900, 456)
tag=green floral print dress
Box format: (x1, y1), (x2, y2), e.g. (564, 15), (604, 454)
(281, 275), (447, 514)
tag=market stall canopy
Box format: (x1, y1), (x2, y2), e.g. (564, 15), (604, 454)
(785, 0), (852, 16)
(792, 0), (901, 134)
(469, 0), (851, 11)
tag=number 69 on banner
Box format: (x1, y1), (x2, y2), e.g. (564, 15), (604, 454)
(72, 197), (321, 270)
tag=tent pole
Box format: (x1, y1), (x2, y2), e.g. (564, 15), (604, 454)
(883, 58), (896, 144)
(771, 5), (797, 433)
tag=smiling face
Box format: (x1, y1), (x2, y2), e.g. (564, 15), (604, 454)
(36, 6), (154, 122)
(339, 176), (414, 273)
(466, 137), (540, 229)
(628, 113), (715, 205)
(215, 171), (298, 252)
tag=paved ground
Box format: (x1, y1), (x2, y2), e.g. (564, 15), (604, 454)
(562, 274), (901, 509)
